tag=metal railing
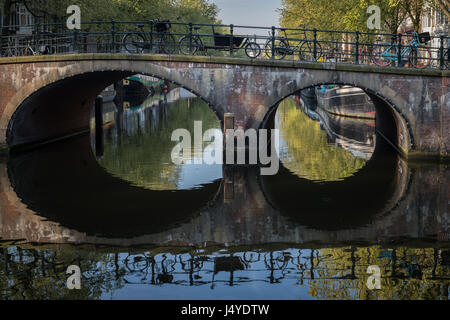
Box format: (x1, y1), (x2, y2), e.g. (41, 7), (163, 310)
(1, 20), (449, 69)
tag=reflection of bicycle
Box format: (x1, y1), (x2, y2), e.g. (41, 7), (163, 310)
(123, 20), (176, 54)
(264, 27), (323, 61)
(372, 31), (431, 68)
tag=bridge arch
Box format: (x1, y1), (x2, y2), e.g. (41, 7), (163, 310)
(1, 61), (219, 150)
(260, 81), (413, 156)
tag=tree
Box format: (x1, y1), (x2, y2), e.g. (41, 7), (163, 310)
(432, 0), (450, 20)
(397, 0), (429, 31)
(279, 0), (406, 33)
(0, 0), (15, 54)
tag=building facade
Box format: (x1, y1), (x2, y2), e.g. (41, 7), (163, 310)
(0, 2), (35, 35)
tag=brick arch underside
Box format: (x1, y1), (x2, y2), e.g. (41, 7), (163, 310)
(5, 69), (216, 150)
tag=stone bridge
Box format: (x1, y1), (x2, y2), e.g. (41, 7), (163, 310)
(0, 53), (448, 159)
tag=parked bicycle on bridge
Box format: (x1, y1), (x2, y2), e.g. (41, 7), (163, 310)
(1, 36), (19, 57)
(372, 31), (432, 68)
(123, 19), (177, 54)
(264, 26), (323, 61)
(178, 25), (261, 59)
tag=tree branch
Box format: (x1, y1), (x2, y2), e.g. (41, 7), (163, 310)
(434, 0), (450, 20)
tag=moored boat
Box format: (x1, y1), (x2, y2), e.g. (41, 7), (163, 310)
(315, 85), (376, 119)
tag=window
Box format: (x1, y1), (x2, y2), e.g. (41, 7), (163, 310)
(11, 4), (33, 27)
(437, 9), (449, 26)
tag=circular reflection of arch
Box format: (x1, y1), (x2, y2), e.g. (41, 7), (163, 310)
(274, 97), (372, 182)
(259, 87), (408, 230)
(96, 93), (222, 191)
(7, 133), (222, 238)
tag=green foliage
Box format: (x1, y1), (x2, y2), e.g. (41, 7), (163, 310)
(2, 0), (219, 24)
(307, 246), (450, 300)
(279, 0), (446, 34)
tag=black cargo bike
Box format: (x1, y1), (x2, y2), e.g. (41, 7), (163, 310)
(179, 25), (261, 59)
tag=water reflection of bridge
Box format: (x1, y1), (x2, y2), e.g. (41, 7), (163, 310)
(0, 130), (447, 247)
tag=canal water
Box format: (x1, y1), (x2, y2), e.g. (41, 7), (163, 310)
(0, 87), (448, 300)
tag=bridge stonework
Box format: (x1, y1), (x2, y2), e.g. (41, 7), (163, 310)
(0, 54), (448, 159)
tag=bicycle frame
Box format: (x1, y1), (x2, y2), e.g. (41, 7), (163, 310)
(278, 29), (305, 53)
(380, 34), (421, 62)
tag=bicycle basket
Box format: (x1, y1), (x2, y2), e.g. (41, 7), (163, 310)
(418, 32), (431, 44)
(155, 21), (171, 32)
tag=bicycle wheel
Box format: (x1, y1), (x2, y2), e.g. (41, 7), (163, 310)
(264, 39), (289, 60)
(4, 47), (16, 57)
(359, 46), (368, 64)
(372, 43), (395, 67)
(245, 42), (261, 59)
(409, 47), (431, 69)
(23, 46), (35, 56)
(299, 40), (322, 61)
(179, 35), (199, 55)
(159, 34), (177, 55)
(123, 33), (145, 54)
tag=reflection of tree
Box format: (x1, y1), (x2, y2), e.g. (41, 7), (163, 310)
(306, 247), (450, 300)
(277, 98), (366, 182)
(98, 97), (220, 190)
(0, 246), (123, 300)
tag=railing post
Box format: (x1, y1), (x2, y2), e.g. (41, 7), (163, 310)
(189, 22), (193, 55)
(313, 28), (317, 60)
(355, 31), (360, 65)
(229, 24), (234, 56)
(149, 20), (154, 53)
(111, 20), (116, 53)
(271, 26), (276, 60)
(35, 22), (40, 52)
(397, 33), (402, 67)
(72, 29), (79, 53)
(439, 35), (445, 69)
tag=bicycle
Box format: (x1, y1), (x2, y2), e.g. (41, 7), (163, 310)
(263, 26), (323, 61)
(372, 31), (432, 68)
(178, 25), (261, 59)
(358, 35), (382, 65)
(1, 37), (19, 57)
(323, 40), (343, 63)
(23, 36), (52, 56)
(442, 48), (450, 69)
(123, 20), (176, 54)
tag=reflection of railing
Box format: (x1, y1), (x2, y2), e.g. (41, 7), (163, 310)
(1, 246), (449, 300)
(1, 21), (449, 69)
